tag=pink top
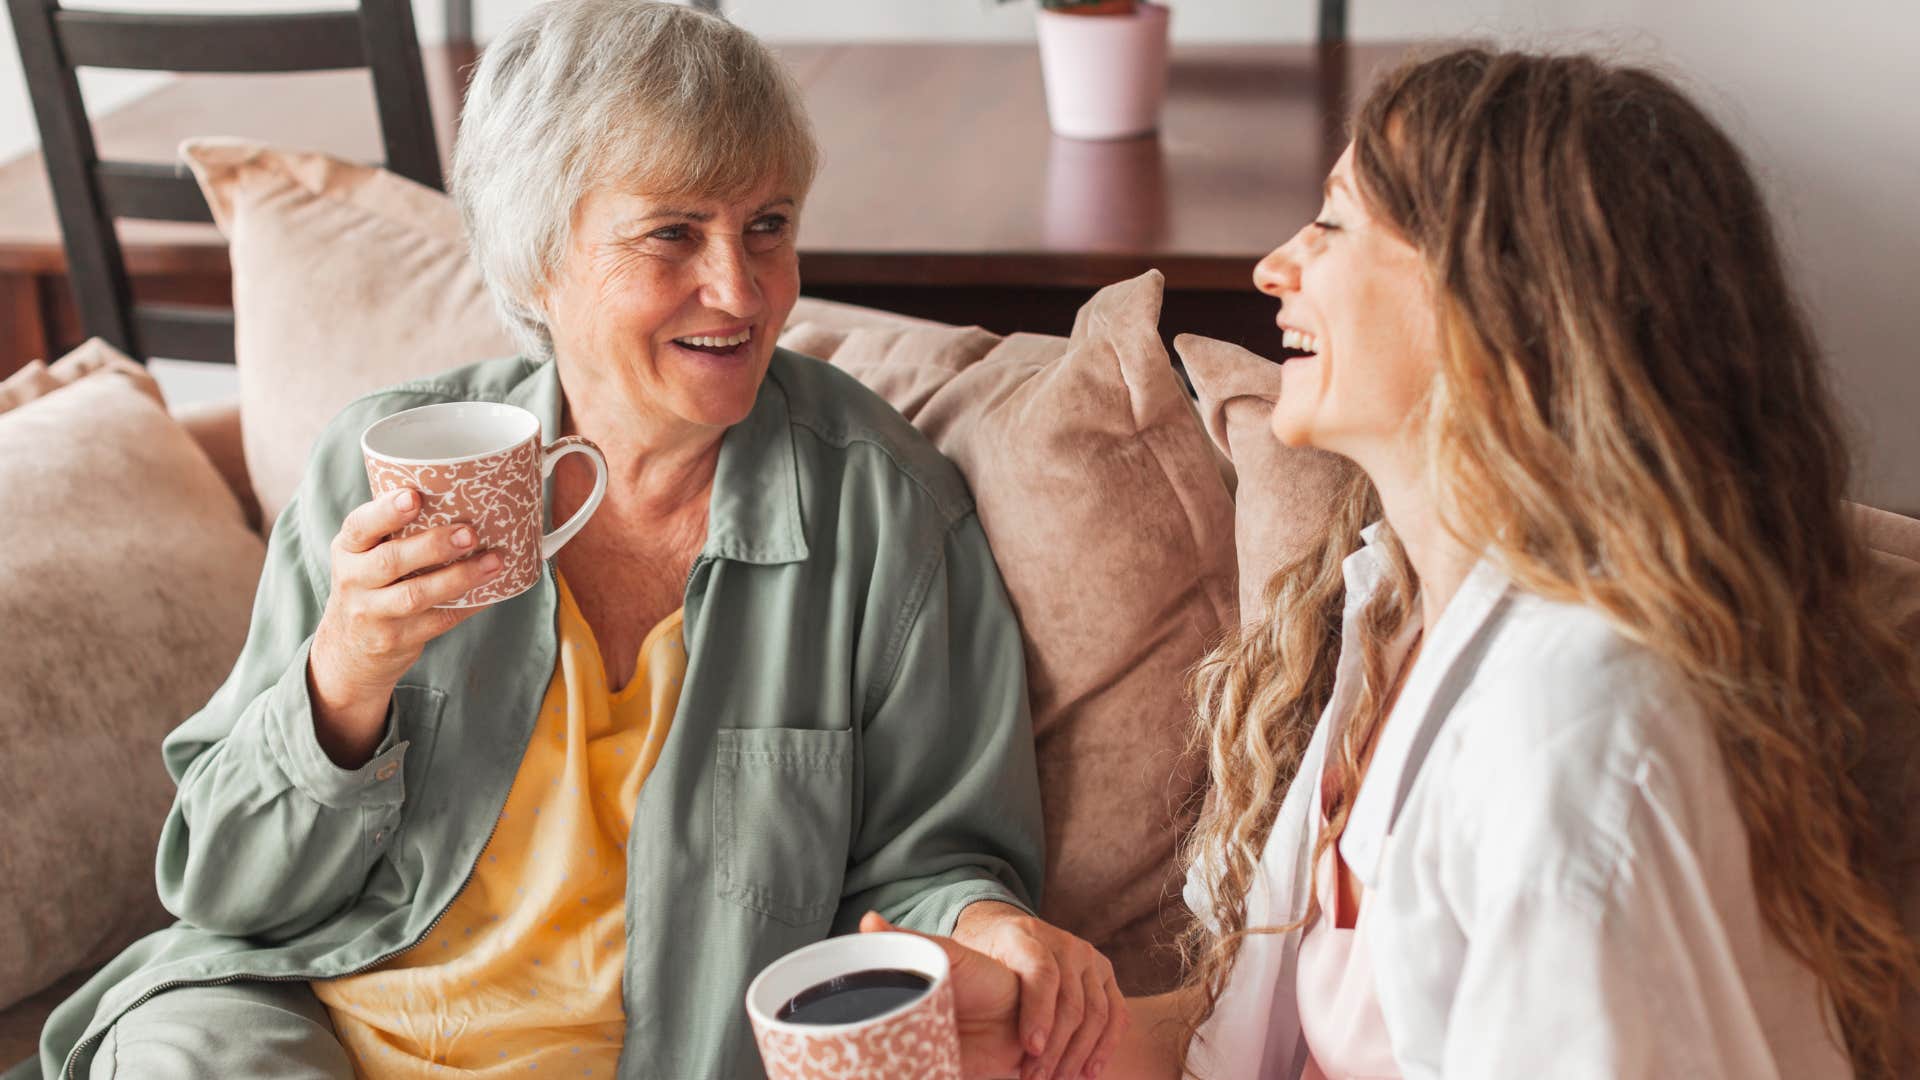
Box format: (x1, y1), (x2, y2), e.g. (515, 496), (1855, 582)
(1296, 826), (1401, 1080)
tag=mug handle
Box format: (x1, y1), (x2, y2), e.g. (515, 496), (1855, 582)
(539, 436), (608, 561)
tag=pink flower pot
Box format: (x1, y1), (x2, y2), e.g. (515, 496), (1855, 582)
(1035, 1), (1172, 141)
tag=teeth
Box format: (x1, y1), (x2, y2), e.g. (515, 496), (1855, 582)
(678, 328), (753, 348)
(1282, 328), (1321, 354)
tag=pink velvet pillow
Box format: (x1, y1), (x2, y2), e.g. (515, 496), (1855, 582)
(792, 272), (1236, 992)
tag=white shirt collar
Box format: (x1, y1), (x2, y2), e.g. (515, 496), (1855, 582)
(1335, 530), (1514, 887)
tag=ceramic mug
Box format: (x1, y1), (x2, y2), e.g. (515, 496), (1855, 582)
(360, 402), (607, 607)
(746, 932), (962, 1080)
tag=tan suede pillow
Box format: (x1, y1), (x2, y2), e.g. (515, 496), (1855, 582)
(1175, 334), (1353, 622)
(798, 272), (1236, 992)
(1843, 504), (1920, 1055)
(181, 138), (517, 529)
(0, 341), (266, 1011)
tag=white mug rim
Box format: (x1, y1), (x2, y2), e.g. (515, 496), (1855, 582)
(745, 931), (951, 1037)
(360, 401), (541, 468)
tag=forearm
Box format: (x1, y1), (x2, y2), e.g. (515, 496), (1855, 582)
(307, 634), (396, 769)
(1103, 989), (1197, 1080)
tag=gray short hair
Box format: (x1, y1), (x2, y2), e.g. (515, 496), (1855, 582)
(452, 0), (819, 361)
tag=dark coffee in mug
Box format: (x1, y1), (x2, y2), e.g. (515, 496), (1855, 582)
(774, 968), (933, 1026)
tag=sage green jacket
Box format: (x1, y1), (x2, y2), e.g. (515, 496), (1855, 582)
(30, 350), (1043, 1079)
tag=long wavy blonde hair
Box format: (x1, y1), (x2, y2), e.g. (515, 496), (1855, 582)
(1179, 47), (1920, 1077)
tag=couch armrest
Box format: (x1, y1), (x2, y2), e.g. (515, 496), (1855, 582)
(173, 397), (262, 535)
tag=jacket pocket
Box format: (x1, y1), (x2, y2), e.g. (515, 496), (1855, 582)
(713, 727), (854, 927)
(388, 683), (448, 840)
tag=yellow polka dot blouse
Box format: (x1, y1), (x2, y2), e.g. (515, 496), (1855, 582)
(314, 572), (684, 1077)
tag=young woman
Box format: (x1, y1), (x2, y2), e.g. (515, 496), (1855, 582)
(875, 46), (1919, 1080)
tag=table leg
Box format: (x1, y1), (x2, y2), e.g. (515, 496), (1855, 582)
(0, 272), (51, 378)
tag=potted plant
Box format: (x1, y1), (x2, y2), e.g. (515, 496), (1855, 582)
(1005, 0), (1173, 141)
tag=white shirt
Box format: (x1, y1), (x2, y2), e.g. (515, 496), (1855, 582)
(1183, 529), (1850, 1079)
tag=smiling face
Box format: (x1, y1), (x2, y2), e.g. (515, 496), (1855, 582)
(540, 178), (801, 437)
(1254, 145), (1441, 468)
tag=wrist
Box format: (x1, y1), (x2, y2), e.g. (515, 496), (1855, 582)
(952, 899), (1027, 945)
(306, 650), (392, 768)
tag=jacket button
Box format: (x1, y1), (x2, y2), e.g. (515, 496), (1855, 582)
(375, 762), (399, 782)
(373, 829), (387, 845)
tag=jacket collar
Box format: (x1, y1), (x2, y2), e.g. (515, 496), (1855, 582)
(1336, 527), (1513, 887)
(507, 351), (810, 568)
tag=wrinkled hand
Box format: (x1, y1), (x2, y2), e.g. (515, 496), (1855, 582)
(951, 902), (1127, 1080)
(309, 487), (503, 764)
(859, 912), (1024, 1079)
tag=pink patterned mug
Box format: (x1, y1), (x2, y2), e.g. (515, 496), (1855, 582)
(361, 401), (607, 607)
(746, 932), (962, 1080)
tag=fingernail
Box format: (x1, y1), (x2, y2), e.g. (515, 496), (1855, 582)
(1030, 1032), (1049, 1055)
(452, 527), (474, 548)
(481, 553), (503, 572)
(393, 490), (416, 510)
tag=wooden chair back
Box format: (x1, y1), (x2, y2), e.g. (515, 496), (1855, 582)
(7, 0), (441, 363)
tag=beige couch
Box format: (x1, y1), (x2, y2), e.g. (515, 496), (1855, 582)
(5, 140), (1916, 1073)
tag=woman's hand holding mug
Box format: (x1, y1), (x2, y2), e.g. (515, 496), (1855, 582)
(311, 401), (608, 768)
(308, 487), (507, 767)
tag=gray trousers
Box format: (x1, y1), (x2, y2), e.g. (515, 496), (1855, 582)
(88, 981), (353, 1079)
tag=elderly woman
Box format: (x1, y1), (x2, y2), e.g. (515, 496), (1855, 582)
(30, 3), (1124, 1078)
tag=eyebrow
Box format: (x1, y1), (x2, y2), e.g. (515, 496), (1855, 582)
(636, 197), (796, 224)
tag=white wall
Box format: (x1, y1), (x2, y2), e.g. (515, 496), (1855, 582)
(3, 0), (1915, 505)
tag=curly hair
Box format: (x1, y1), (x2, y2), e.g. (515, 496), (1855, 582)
(1178, 46), (1920, 1078)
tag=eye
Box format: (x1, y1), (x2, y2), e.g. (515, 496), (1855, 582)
(648, 224), (691, 242)
(746, 213), (792, 253)
(1311, 219), (1340, 233)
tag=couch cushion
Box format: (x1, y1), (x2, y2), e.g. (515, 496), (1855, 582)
(182, 138), (517, 530)
(0, 341), (266, 1014)
(1175, 333), (1354, 622)
(788, 272), (1236, 992)
(1844, 504), (1920, 1052)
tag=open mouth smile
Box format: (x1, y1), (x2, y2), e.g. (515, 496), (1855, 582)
(671, 326), (753, 361)
(1278, 326), (1321, 363)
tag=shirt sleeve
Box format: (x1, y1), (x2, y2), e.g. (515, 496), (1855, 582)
(1439, 773), (1809, 1080)
(153, 413), (411, 941)
(831, 511), (1045, 936)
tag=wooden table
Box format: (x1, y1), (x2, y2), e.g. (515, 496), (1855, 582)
(0, 41), (1412, 373)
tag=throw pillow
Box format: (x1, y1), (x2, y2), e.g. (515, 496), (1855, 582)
(0, 341), (266, 1011)
(1844, 503), (1920, 1058)
(802, 272), (1236, 993)
(181, 138), (517, 529)
(1174, 333), (1354, 622)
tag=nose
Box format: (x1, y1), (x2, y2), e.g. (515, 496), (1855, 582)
(1253, 232), (1304, 298)
(700, 239), (762, 319)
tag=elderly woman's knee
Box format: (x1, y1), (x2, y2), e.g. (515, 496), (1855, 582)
(88, 981), (352, 1080)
